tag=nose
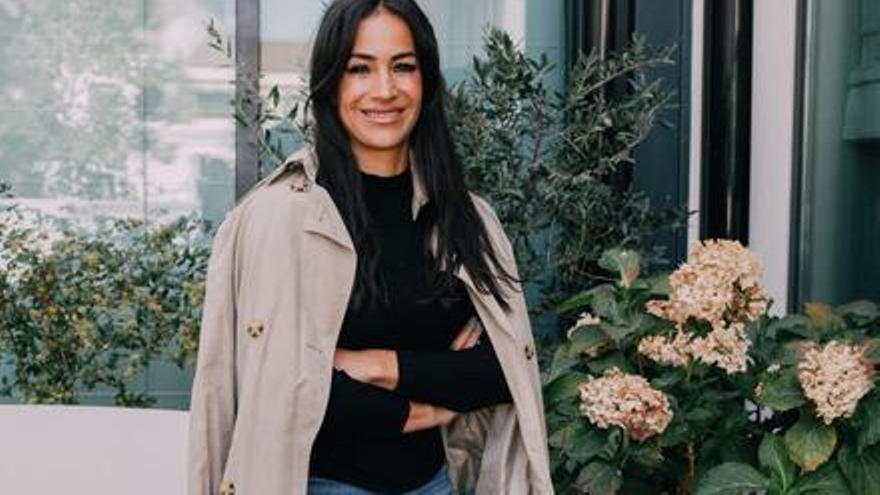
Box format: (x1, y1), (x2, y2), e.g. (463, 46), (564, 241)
(372, 69), (397, 99)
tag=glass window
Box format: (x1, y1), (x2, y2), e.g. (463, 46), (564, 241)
(795, 0), (880, 306)
(0, 0), (236, 230)
(0, 0), (235, 409)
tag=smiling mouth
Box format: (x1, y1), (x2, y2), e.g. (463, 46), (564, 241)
(360, 109), (404, 124)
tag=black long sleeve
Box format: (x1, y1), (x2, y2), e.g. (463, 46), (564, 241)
(396, 338), (512, 412)
(309, 167), (513, 492)
(316, 370), (410, 441)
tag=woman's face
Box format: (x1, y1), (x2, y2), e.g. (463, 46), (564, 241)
(337, 8), (423, 158)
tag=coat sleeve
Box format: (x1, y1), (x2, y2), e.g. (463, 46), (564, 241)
(187, 214), (239, 495)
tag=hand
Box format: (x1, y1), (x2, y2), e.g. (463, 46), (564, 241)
(402, 401), (458, 433)
(450, 316), (484, 351)
(333, 349), (399, 390)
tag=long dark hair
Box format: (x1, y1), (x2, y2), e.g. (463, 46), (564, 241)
(309, 0), (516, 312)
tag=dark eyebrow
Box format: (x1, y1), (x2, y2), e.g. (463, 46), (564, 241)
(349, 51), (417, 62)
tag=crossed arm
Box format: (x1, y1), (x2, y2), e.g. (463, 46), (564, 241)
(322, 317), (512, 438)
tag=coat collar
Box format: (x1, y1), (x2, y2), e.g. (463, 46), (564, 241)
(268, 146), (429, 220)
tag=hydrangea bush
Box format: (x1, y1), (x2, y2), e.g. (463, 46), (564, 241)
(544, 241), (880, 494)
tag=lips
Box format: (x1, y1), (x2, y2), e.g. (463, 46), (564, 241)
(360, 108), (404, 124)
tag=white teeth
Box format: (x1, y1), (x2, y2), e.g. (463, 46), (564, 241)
(361, 109), (401, 122)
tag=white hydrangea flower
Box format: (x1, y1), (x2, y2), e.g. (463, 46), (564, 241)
(637, 331), (694, 367)
(798, 341), (875, 424)
(688, 322), (752, 374)
(646, 240), (768, 328)
(578, 367), (673, 441)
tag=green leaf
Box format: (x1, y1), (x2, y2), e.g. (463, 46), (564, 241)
(557, 290), (594, 315)
(804, 302), (844, 332)
(599, 322), (635, 344)
(834, 300), (879, 328)
(853, 393), (880, 452)
(685, 406), (717, 424)
(650, 368), (685, 389)
(658, 419), (690, 448)
(544, 345), (580, 384)
(590, 285), (621, 322)
(571, 427), (609, 463)
(791, 461), (849, 494)
(541, 343), (581, 385)
(759, 435), (797, 494)
(785, 415), (838, 473)
(544, 372), (587, 404)
(640, 273), (671, 296)
(599, 248), (641, 288)
(575, 461), (623, 495)
(568, 326), (611, 358)
(863, 339), (880, 365)
(766, 315), (815, 341)
(550, 420), (606, 466)
(695, 462), (770, 495)
(836, 443), (880, 495)
(586, 352), (631, 375)
(756, 368), (807, 412)
(629, 442), (665, 469)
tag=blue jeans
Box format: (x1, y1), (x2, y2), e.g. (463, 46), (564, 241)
(307, 465), (455, 495)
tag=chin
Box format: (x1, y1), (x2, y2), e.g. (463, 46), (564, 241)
(353, 131), (413, 151)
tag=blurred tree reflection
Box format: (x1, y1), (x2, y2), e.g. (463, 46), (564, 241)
(0, 0), (184, 213)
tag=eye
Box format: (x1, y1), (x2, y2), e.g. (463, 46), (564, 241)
(346, 64), (370, 75)
(393, 62), (418, 73)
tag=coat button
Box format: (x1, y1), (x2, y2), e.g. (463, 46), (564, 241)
(247, 319), (264, 338)
(524, 344), (535, 360)
(289, 175), (311, 192)
(219, 479), (236, 495)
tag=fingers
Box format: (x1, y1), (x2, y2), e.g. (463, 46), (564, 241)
(450, 317), (484, 351)
(433, 405), (458, 426)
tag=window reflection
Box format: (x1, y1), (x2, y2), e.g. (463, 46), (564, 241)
(0, 0), (235, 230)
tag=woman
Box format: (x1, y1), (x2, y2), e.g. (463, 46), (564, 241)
(187, 1), (552, 494)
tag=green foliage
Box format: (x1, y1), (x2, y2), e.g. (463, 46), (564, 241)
(0, 1), (183, 200)
(449, 29), (686, 308)
(0, 212), (210, 406)
(546, 247), (880, 494)
(207, 19), (310, 176)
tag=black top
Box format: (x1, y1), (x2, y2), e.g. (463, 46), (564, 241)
(308, 167), (512, 492)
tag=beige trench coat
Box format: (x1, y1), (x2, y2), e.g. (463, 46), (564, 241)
(187, 147), (553, 495)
